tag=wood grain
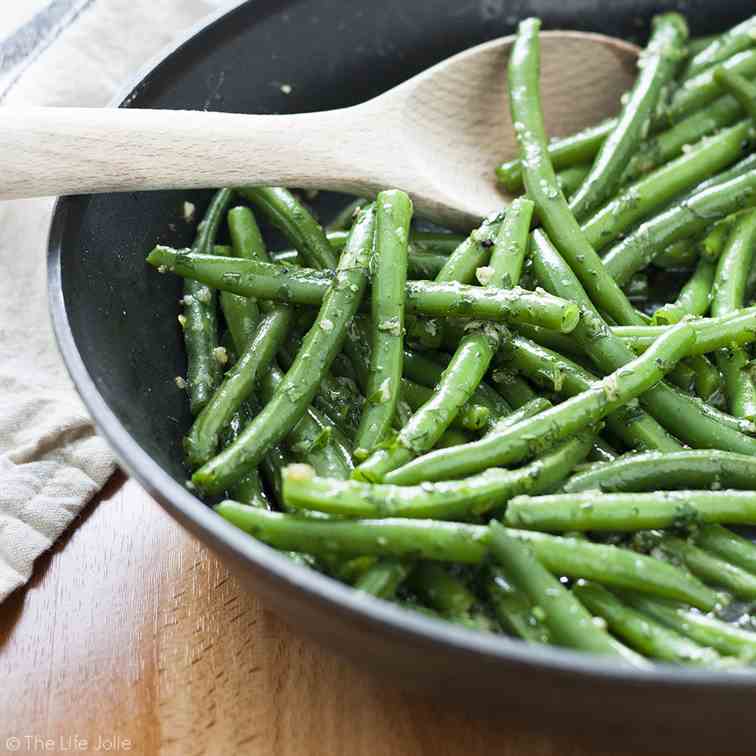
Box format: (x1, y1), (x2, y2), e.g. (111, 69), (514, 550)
(0, 32), (637, 228)
(0, 474), (635, 755)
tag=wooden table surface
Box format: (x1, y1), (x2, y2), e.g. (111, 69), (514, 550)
(0, 473), (636, 755)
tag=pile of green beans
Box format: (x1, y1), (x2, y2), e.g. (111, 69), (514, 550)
(150, 11), (756, 668)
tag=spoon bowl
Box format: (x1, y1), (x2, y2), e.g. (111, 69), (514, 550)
(380, 31), (639, 225)
(3, 32), (637, 227)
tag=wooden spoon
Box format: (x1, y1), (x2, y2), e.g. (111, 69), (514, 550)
(0, 31), (638, 228)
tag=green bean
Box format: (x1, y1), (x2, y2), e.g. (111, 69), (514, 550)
(602, 170), (756, 286)
(702, 213), (742, 260)
(689, 354), (722, 401)
(435, 213), (503, 284)
(213, 507), (718, 609)
(409, 564), (493, 630)
(665, 48), (756, 124)
(629, 98), (747, 181)
(259, 441), (290, 506)
(355, 327), (504, 481)
(219, 206), (265, 350)
(666, 359), (698, 396)
(489, 368), (536, 409)
(714, 68), (756, 123)
(283, 432), (593, 519)
(404, 315), (441, 350)
(583, 121), (752, 252)
(434, 428), (473, 449)
(654, 240), (699, 271)
(404, 350), (512, 421)
(658, 536), (756, 600)
(693, 524), (756, 577)
(512, 530), (718, 609)
(147, 248), (579, 333)
(496, 120), (615, 194)
(533, 229), (756, 455)
(486, 568), (551, 643)
(506, 490), (756, 532)
(347, 326), (503, 431)
(686, 35), (719, 58)
(262, 372), (353, 481)
(487, 197), (534, 289)
(652, 257), (715, 325)
(507, 18), (642, 326)
(502, 335), (695, 453)
(684, 16), (756, 79)
(184, 308), (293, 467)
(569, 13), (688, 221)
(354, 191), (412, 458)
(271, 228), (458, 279)
(238, 187), (337, 270)
(613, 307), (756, 355)
(384, 321), (692, 485)
(409, 230), (466, 255)
(564, 450), (756, 493)
(501, 90), (746, 196)
(556, 164), (590, 198)
(405, 250), (448, 279)
(181, 188), (233, 413)
(484, 397), (551, 433)
(573, 581), (723, 666)
(327, 197), (369, 231)
(223, 407), (270, 509)
(192, 205), (374, 494)
(185, 202), (297, 467)
(624, 273), (649, 303)
(354, 559), (413, 599)
(488, 525), (647, 664)
(712, 210), (756, 419)
(400, 378), (490, 432)
(501, 77), (749, 197)
(623, 591), (756, 661)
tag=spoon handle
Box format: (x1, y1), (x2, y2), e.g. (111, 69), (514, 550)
(0, 107), (378, 199)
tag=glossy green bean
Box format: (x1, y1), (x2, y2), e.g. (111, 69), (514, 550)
(181, 188), (234, 413)
(507, 18), (642, 326)
(573, 581), (723, 666)
(652, 257), (715, 325)
(564, 450), (756, 493)
(623, 591), (756, 661)
(712, 210), (756, 419)
(486, 568), (551, 643)
(683, 16), (756, 79)
(506, 490), (756, 532)
(147, 248), (579, 333)
(659, 536), (756, 600)
(568, 13), (688, 221)
(694, 524), (756, 577)
(666, 48), (756, 124)
(715, 68), (756, 122)
(488, 525), (646, 664)
(354, 190), (412, 458)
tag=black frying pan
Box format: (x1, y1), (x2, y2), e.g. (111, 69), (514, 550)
(48, 1), (756, 751)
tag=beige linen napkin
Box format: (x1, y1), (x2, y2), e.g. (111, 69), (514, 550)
(0, 0), (228, 601)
